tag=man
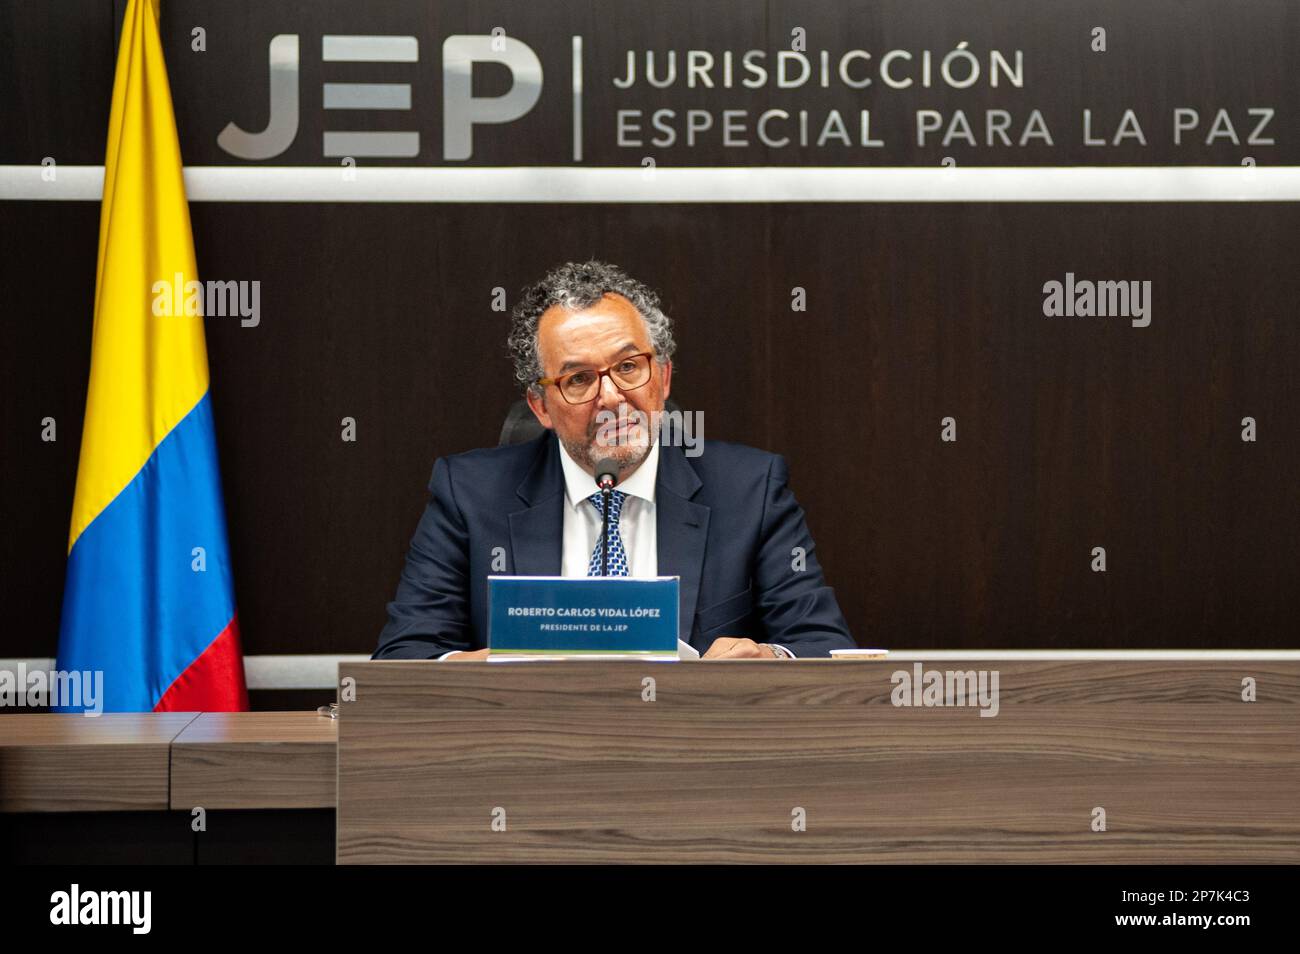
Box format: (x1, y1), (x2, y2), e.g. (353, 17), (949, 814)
(373, 261), (855, 660)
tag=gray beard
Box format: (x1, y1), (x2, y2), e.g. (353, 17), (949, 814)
(560, 425), (655, 479)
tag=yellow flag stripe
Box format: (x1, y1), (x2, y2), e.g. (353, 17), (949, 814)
(69, 0), (210, 552)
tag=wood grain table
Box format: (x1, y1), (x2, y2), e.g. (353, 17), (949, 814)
(336, 658), (1300, 863)
(170, 712), (337, 810)
(0, 711), (335, 813)
(0, 712), (199, 812)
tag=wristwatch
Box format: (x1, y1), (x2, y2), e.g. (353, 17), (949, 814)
(767, 643), (784, 659)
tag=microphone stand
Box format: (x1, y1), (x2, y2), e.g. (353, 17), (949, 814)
(600, 483), (611, 576)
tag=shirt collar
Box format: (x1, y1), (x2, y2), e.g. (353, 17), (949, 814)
(558, 436), (660, 510)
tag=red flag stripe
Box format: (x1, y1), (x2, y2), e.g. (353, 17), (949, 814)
(154, 614), (249, 712)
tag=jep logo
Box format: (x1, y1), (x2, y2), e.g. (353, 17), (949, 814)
(219, 34), (545, 161)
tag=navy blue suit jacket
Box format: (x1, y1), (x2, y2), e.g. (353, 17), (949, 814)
(373, 431), (855, 659)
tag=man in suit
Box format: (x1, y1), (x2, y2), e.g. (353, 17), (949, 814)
(374, 260), (855, 660)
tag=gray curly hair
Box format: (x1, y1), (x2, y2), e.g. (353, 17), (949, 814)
(508, 260), (676, 396)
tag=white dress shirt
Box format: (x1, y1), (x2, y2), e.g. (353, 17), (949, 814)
(557, 438), (659, 578)
(439, 437), (793, 658)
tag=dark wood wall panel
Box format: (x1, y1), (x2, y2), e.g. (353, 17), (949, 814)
(3, 201), (1295, 654)
(1, 1), (1295, 657)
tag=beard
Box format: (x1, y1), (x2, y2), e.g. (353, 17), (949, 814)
(560, 407), (656, 478)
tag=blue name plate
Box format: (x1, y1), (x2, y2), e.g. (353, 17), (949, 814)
(488, 576), (679, 656)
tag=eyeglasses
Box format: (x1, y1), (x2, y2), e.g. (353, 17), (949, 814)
(538, 352), (655, 405)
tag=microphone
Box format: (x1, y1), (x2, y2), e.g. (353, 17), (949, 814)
(594, 457), (620, 491)
(593, 458), (620, 575)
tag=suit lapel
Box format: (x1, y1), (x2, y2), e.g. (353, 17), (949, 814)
(655, 444), (709, 643)
(508, 433), (563, 576)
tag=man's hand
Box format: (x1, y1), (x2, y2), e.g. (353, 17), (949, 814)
(702, 637), (781, 659)
(444, 648), (491, 661)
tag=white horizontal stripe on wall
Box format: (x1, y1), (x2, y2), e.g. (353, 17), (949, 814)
(3, 650), (1299, 692)
(0, 656), (367, 691)
(3, 165), (1300, 203)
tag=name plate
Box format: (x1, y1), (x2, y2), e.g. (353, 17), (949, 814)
(488, 576), (680, 657)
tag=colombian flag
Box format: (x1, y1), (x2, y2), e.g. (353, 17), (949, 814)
(55, 0), (248, 712)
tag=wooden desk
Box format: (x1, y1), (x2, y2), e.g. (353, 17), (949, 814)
(0, 712), (199, 812)
(0, 711), (338, 864)
(336, 659), (1300, 863)
(171, 712), (336, 810)
(4, 658), (1299, 864)
(0, 712), (335, 813)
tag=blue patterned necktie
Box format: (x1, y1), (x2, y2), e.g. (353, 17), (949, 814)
(587, 489), (629, 576)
